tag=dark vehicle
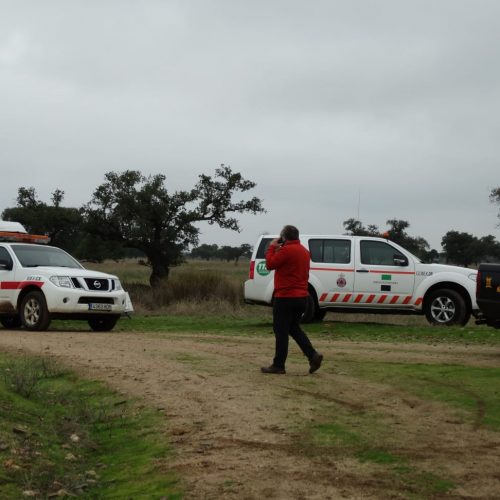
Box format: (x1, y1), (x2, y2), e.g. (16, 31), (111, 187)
(476, 263), (500, 328)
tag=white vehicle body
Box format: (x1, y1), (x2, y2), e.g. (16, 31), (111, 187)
(0, 222), (133, 331)
(244, 235), (478, 326)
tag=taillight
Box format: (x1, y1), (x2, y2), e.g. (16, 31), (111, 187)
(249, 260), (255, 279)
(476, 270), (481, 298)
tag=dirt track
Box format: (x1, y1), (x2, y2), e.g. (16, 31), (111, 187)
(1, 330), (499, 499)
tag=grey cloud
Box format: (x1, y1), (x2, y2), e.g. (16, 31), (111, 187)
(1, 0), (499, 251)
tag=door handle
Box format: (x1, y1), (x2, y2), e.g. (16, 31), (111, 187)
(356, 269), (369, 273)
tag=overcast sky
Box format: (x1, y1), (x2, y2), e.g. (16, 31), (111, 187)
(1, 0), (499, 251)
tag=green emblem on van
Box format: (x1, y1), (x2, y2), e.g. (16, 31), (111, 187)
(256, 261), (270, 276)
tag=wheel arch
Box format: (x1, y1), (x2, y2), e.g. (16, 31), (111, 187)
(422, 282), (472, 315)
(17, 285), (48, 312)
(307, 282), (319, 304)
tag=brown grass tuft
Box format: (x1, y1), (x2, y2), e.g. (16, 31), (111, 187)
(125, 270), (243, 312)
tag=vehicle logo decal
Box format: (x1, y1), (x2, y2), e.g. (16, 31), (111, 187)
(256, 261), (270, 276)
(94, 280), (102, 289)
(381, 274), (392, 281)
(336, 273), (347, 288)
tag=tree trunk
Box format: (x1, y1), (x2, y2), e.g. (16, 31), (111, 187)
(149, 254), (170, 287)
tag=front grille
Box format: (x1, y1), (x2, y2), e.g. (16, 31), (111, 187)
(78, 297), (115, 304)
(84, 278), (110, 291)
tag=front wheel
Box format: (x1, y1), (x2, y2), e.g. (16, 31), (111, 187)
(88, 315), (120, 332)
(20, 291), (51, 331)
(424, 289), (469, 326)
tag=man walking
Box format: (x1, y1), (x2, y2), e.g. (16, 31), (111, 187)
(261, 225), (323, 375)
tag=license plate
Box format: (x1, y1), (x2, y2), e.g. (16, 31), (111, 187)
(88, 303), (112, 312)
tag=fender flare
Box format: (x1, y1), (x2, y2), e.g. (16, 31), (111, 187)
(414, 273), (477, 312)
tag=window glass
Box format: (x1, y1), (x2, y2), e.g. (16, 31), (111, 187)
(0, 247), (13, 269)
(11, 244), (83, 269)
(360, 241), (405, 266)
(309, 239), (351, 264)
(256, 238), (273, 259)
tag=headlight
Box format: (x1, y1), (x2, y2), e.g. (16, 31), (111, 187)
(468, 273), (477, 282)
(114, 279), (123, 291)
(49, 276), (73, 288)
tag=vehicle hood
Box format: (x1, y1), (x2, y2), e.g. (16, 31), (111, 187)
(416, 263), (477, 276)
(23, 267), (118, 280)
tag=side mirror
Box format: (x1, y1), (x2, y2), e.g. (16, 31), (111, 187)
(393, 255), (408, 267)
(0, 260), (12, 271)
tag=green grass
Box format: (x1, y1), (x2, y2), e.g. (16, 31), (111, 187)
(303, 415), (456, 498)
(0, 353), (182, 499)
(340, 361), (500, 430)
(50, 314), (500, 345)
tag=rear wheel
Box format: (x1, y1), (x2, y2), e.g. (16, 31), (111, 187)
(301, 292), (324, 323)
(0, 316), (22, 329)
(424, 289), (469, 326)
(314, 309), (327, 321)
(20, 291), (51, 331)
(88, 315), (120, 332)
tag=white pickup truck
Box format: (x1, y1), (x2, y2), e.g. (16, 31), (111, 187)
(244, 234), (479, 326)
(0, 221), (133, 331)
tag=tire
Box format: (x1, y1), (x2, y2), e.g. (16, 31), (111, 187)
(20, 291), (51, 331)
(0, 316), (22, 329)
(301, 293), (319, 324)
(424, 289), (469, 326)
(314, 309), (327, 322)
(88, 315), (120, 332)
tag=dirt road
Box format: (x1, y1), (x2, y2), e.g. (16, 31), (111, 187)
(1, 330), (499, 499)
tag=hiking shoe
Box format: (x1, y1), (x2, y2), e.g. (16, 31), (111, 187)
(309, 353), (323, 374)
(261, 365), (286, 374)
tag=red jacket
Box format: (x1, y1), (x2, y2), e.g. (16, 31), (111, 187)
(265, 240), (310, 298)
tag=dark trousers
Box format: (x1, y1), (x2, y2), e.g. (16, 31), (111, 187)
(272, 297), (316, 369)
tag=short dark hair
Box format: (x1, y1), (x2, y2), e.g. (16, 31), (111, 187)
(281, 225), (299, 241)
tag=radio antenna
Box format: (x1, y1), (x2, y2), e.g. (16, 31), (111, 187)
(356, 189), (361, 220)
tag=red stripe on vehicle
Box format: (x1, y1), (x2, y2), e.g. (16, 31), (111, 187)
(0, 281), (44, 290)
(415, 297), (423, 306)
(366, 294), (376, 303)
(310, 268), (355, 272)
(330, 293), (340, 302)
(378, 295), (387, 303)
(354, 294), (363, 303)
(319, 293), (328, 302)
(342, 294), (352, 303)
(390, 295), (399, 304)
(403, 296), (412, 305)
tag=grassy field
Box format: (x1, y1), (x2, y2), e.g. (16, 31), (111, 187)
(89, 258), (249, 287)
(2, 259), (500, 498)
(0, 353), (181, 498)
(50, 313), (500, 345)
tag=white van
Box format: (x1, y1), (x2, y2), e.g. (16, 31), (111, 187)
(244, 234), (478, 326)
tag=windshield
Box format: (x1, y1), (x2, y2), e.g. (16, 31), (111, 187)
(12, 244), (83, 269)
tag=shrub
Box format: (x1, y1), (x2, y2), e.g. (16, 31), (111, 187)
(125, 271), (243, 311)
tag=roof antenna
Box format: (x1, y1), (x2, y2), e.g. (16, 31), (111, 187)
(356, 189), (361, 221)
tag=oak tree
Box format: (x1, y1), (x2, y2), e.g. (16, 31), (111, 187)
(83, 165), (264, 286)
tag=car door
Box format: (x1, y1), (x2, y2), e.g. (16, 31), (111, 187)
(308, 238), (355, 305)
(0, 246), (15, 310)
(353, 239), (415, 307)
